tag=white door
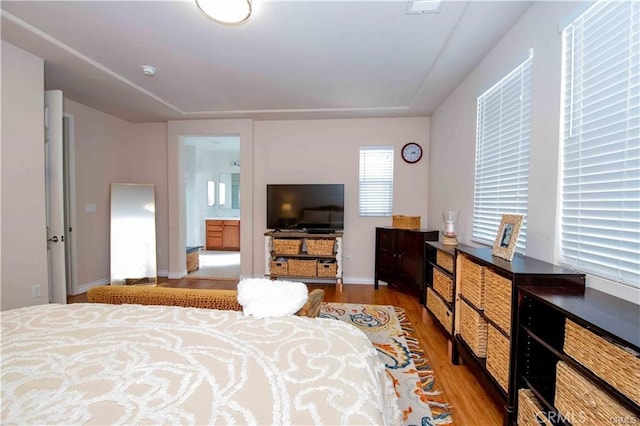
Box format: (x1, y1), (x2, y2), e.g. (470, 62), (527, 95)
(63, 114), (77, 295)
(45, 90), (67, 304)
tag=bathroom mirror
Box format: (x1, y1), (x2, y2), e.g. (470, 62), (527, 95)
(218, 172), (240, 209)
(110, 183), (157, 285)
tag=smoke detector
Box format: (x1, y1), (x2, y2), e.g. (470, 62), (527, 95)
(141, 65), (157, 77)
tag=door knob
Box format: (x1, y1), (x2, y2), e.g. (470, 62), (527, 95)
(48, 236), (59, 243)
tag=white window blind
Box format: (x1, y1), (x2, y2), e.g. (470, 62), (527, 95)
(359, 146), (394, 216)
(560, 0), (640, 287)
(472, 51), (533, 250)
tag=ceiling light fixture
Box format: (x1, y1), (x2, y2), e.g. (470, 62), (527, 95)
(141, 65), (157, 77)
(195, 0), (252, 25)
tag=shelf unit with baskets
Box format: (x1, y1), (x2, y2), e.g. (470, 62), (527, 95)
(515, 286), (640, 426)
(424, 241), (473, 359)
(453, 246), (585, 425)
(264, 231), (343, 284)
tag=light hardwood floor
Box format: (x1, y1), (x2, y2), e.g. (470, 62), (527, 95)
(69, 280), (502, 425)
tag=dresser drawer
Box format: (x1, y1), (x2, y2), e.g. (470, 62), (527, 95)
(555, 361), (635, 425)
(459, 256), (486, 309)
(436, 250), (454, 273)
(459, 299), (487, 358)
(426, 287), (452, 334)
(484, 269), (512, 335)
(564, 319), (640, 406)
(518, 389), (553, 426)
(433, 268), (453, 303)
(486, 325), (509, 392)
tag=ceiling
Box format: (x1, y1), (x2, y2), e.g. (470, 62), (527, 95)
(1, 0), (533, 123)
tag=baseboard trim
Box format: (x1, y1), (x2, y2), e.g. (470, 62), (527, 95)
(168, 270), (188, 279)
(343, 277), (375, 285)
(242, 275), (375, 285)
(75, 277), (109, 295)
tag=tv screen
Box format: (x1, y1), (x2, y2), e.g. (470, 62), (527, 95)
(267, 184), (344, 231)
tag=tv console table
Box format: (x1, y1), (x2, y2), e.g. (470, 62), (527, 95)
(264, 231), (343, 286)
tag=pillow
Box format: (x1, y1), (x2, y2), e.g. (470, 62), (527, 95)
(237, 278), (309, 318)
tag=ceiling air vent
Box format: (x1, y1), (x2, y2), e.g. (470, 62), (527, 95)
(406, 0), (443, 15)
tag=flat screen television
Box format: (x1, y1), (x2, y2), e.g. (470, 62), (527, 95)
(267, 184), (344, 231)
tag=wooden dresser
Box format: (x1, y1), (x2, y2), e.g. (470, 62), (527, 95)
(206, 219), (240, 250)
(374, 227), (438, 302)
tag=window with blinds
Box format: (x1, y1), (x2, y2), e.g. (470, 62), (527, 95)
(472, 50), (533, 250)
(560, 0), (639, 288)
(359, 146), (394, 216)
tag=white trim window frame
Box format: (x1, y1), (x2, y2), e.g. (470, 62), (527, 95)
(472, 50), (534, 252)
(359, 146), (394, 217)
(559, 0), (640, 288)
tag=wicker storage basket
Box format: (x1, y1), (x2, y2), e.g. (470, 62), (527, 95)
(186, 250), (199, 272)
(459, 256), (486, 309)
(518, 389), (553, 426)
(272, 239), (303, 255)
(484, 269), (512, 335)
(392, 215), (421, 230)
(317, 261), (337, 277)
(460, 299), (487, 357)
(564, 319), (640, 406)
(486, 325), (510, 391)
(269, 260), (288, 275)
(426, 287), (453, 334)
(433, 268), (453, 303)
(306, 239), (335, 255)
(288, 259), (317, 277)
(436, 250), (454, 272)
(555, 361), (634, 425)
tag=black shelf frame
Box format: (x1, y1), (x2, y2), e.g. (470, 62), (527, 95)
(515, 287), (640, 422)
(451, 247), (585, 426)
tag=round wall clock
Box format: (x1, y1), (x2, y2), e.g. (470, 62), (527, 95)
(401, 142), (423, 164)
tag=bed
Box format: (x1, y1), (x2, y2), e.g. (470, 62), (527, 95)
(1, 303), (401, 425)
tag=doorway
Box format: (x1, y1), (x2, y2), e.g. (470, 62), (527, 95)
(183, 136), (240, 280)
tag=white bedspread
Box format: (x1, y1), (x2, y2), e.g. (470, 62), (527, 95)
(1, 303), (401, 425)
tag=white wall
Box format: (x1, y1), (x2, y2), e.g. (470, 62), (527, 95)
(63, 113), (432, 285)
(166, 117), (430, 282)
(167, 119), (254, 279)
(120, 122), (169, 275)
(428, 1), (639, 303)
(1, 41), (48, 309)
(253, 117), (430, 283)
(63, 99), (129, 290)
(63, 100), (168, 289)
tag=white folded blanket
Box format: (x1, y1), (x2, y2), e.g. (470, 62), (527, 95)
(237, 278), (309, 318)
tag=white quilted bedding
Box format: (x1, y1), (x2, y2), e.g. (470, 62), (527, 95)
(1, 303), (401, 425)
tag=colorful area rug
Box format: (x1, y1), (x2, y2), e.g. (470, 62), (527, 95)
(320, 303), (453, 426)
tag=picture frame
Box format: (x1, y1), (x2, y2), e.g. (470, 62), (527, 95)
(492, 214), (524, 261)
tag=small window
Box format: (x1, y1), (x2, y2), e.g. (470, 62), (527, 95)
(207, 181), (215, 206)
(472, 50), (533, 252)
(218, 182), (226, 206)
(359, 146), (394, 216)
